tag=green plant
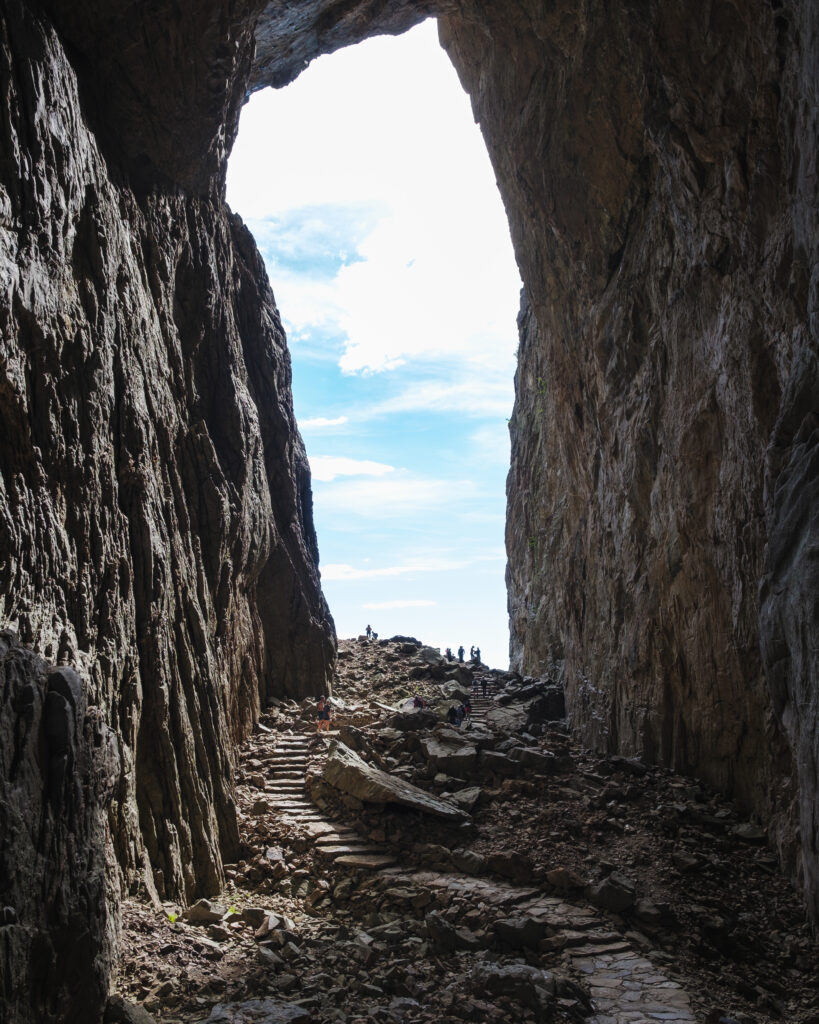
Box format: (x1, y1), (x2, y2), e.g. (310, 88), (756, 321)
(167, 912), (178, 923)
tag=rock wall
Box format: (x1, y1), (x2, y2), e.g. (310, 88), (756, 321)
(2, 0), (819, 1016)
(0, 0), (335, 928)
(0, 632), (118, 1024)
(437, 0), (816, 915)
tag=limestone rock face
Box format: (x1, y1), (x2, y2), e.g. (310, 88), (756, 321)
(436, 0), (817, 917)
(0, 633), (118, 1024)
(0, 0), (334, 918)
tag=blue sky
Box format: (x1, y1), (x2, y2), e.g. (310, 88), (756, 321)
(226, 20), (522, 668)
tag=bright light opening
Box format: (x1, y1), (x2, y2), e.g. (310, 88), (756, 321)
(227, 19), (522, 668)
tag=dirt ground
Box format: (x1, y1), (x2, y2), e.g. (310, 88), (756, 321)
(114, 637), (819, 1024)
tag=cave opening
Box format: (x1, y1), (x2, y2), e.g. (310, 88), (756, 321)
(227, 20), (522, 667)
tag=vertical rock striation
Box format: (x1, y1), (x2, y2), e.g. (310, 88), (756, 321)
(2, 0), (819, 1016)
(0, 632), (118, 1024)
(0, 0), (334, 933)
(437, 0), (816, 915)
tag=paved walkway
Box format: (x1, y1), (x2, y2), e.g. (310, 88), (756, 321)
(248, 725), (695, 1023)
(379, 869), (695, 1024)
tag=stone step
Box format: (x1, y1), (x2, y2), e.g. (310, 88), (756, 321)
(334, 854), (397, 869)
(315, 836), (365, 848)
(326, 845), (385, 858)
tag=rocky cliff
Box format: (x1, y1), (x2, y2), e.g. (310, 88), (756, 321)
(2, 0), (819, 1019)
(0, 0), (334, 966)
(458, 0), (816, 919)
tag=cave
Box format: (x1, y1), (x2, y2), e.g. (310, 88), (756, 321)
(0, 1), (817, 1022)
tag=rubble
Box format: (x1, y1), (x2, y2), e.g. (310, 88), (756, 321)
(113, 636), (819, 1024)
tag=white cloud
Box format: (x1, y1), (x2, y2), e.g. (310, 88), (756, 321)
(362, 599), (437, 609)
(300, 416), (349, 430)
(308, 455), (394, 481)
(367, 375), (515, 419)
(227, 20), (522, 380)
(321, 559), (466, 581)
(314, 473), (477, 516)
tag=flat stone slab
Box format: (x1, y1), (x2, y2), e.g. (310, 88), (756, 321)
(334, 854), (397, 868)
(322, 741), (468, 821)
(200, 998), (310, 1023)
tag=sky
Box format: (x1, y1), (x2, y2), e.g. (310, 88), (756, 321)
(226, 19), (522, 668)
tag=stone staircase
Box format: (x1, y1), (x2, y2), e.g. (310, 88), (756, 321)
(266, 730), (396, 870)
(467, 692), (492, 725)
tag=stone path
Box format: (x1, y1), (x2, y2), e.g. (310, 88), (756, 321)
(264, 730), (396, 870)
(379, 869), (695, 1024)
(467, 691), (492, 725)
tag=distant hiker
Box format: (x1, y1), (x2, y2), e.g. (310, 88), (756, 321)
(475, 646), (481, 664)
(365, 624), (372, 639)
(457, 645), (465, 663)
(372, 631), (378, 641)
(464, 698), (471, 721)
(455, 704), (465, 727)
(316, 696), (331, 732)
(469, 645), (476, 660)
(447, 705), (458, 726)
(481, 676), (488, 698)
(445, 647), (453, 662)
(472, 675), (479, 693)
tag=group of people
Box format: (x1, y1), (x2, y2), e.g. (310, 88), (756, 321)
(444, 644), (481, 664)
(447, 698), (471, 728)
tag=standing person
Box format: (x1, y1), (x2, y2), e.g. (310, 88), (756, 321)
(445, 647), (453, 662)
(365, 624), (372, 639)
(464, 697), (471, 722)
(457, 645), (465, 663)
(316, 696), (331, 732)
(469, 645), (475, 660)
(475, 646), (481, 664)
(455, 703), (465, 727)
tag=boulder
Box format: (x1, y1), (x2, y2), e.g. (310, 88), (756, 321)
(448, 786), (483, 812)
(487, 850), (534, 883)
(338, 724), (367, 751)
(321, 742), (467, 821)
(444, 665), (473, 687)
(451, 849), (487, 874)
(494, 916), (548, 949)
(546, 866), (585, 891)
(425, 911), (481, 951)
(201, 999), (310, 1023)
(478, 750), (520, 777)
(513, 747), (556, 773)
(104, 997), (159, 1024)
(470, 963), (555, 1017)
(183, 899), (226, 925)
(485, 704), (528, 733)
(587, 871), (636, 912)
(390, 708), (438, 732)
(421, 735), (478, 778)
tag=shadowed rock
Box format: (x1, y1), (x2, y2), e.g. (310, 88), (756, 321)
(323, 742), (467, 821)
